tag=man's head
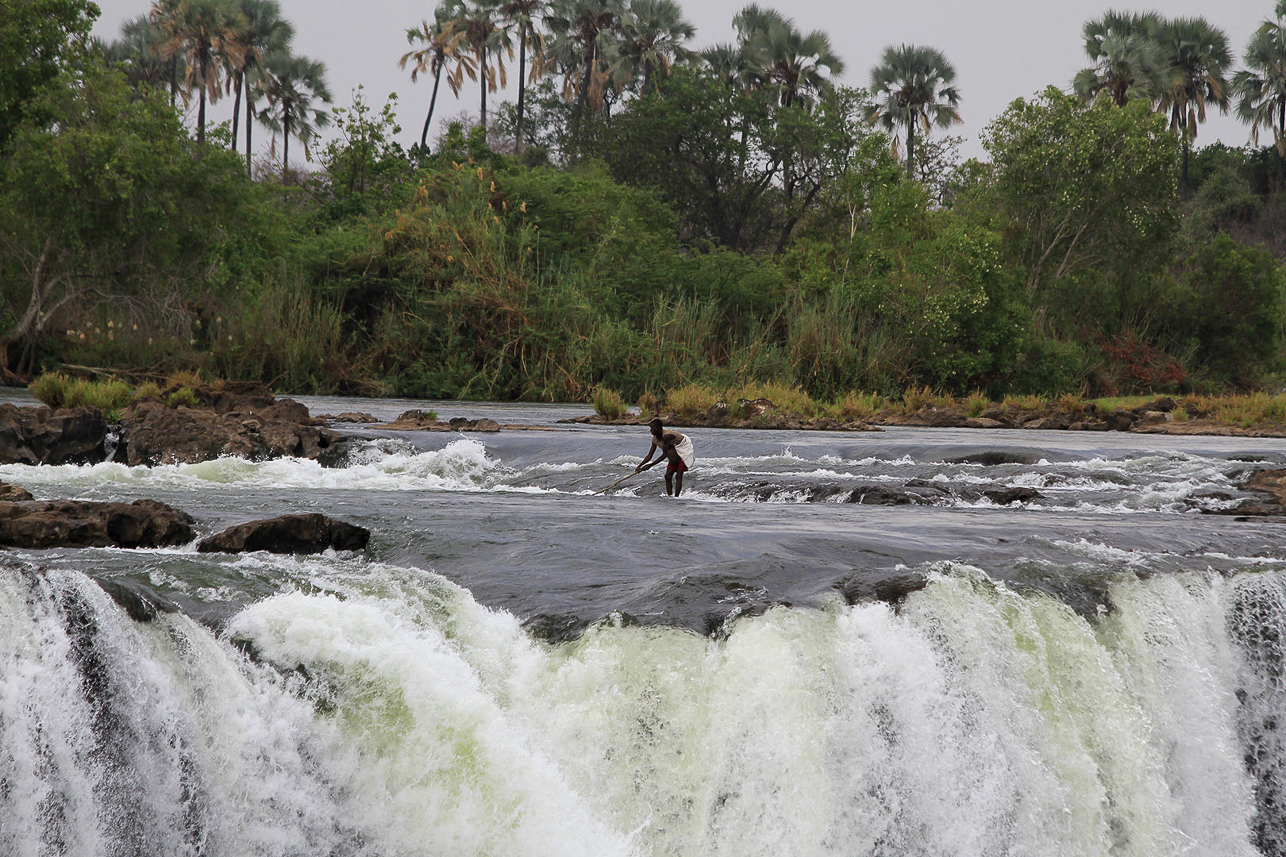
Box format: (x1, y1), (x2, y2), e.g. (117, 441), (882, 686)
(648, 417), (664, 436)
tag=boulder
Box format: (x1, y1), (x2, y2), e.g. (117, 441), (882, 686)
(319, 412), (379, 423)
(838, 570), (930, 605)
(377, 410), (502, 432)
(1104, 409), (1139, 432)
(197, 513), (370, 555)
(0, 404), (107, 465)
(1022, 415), (1071, 431)
(0, 482), (33, 501)
(0, 498), (195, 548)
(981, 487), (1045, 505)
(117, 398), (342, 466)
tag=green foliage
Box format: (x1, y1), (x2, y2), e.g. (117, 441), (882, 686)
(984, 87), (1181, 332)
(28, 372), (133, 417)
(318, 87), (410, 219)
(1166, 234), (1285, 386)
(1185, 165), (1261, 239)
(167, 387), (199, 408)
(0, 0), (98, 150)
(0, 62), (272, 373)
(591, 386), (626, 419)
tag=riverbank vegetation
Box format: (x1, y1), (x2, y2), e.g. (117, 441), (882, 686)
(5, 0), (1286, 408)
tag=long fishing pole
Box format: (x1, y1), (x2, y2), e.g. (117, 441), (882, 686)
(593, 469), (641, 495)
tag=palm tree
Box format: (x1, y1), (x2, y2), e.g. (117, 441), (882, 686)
(617, 0), (695, 96)
(1073, 11), (1168, 107)
(255, 51), (332, 173)
(1157, 16), (1231, 195)
(1235, 2), (1286, 183)
(496, 0), (551, 148)
(447, 0), (509, 135)
(866, 44), (962, 176)
(103, 16), (167, 88)
(545, 0), (623, 117)
(400, 10), (468, 148)
(151, 0), (243, 144)
(225, 0), (293, 168)
(146, 0), (186, 106)
(700, 42), (753, 91)
(751, 21), (842, 109)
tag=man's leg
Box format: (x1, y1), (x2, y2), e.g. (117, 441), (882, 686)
(665, 469), (674, 496)
(674, 471), (684, 496)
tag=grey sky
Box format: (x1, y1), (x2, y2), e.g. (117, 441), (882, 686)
(92, 1), (1271, 163)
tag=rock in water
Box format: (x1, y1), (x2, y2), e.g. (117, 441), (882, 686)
(0, 404), (107, 465)
(117, 396), (341, 466)
(197, 513), (370, 555)
(0, 498), (195, 548)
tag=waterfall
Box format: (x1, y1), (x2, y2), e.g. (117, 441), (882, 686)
(3, 559), (1283, 856)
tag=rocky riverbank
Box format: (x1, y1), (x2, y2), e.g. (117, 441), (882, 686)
(562, 395), (1286, 437)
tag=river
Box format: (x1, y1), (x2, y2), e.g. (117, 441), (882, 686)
(3, 393), (1286, 856)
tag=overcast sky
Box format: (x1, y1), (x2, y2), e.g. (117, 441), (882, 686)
(92, 0), (1271, 163)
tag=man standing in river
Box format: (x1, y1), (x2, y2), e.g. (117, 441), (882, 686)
(636, 418), (695, 496)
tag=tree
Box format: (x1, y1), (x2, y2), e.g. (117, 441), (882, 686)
(1235, 2), (1286, 184)
(256, 50), (331, 172)
(0, 0), (99, 150)
(617, 0), (694, 96)
(983, 87), (1180, 327)
(1072, 11), (1167, 107)
(225, 0), (293, 169)
(741, 15), (843, 109)
(700, 42), (753, 91)
(865, 44), (962, 176)
(0, 64), (254, 374)
(400, 9), (467, 149)
(545, 0), (623, 119)
(152, 0), (244, 145)
(101, 14), (176, 93)
(496, 0), (551, 149)
(1156, 16), (1231, 195)
(447, 0), (509, 135)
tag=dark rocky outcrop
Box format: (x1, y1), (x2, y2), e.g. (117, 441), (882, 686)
(318, 412), (379, 423)
(0, 498), (195, 548)
(197, 513), (370, 555)
(844, 483), (948, 505)
(0, 404), (107, 465)
(980, 487), (1045, 505)
(374, 410), (501, 432)
(838, 569), (930, 605)
(117, 386), (343, 466)
(96, 578), (180, 622)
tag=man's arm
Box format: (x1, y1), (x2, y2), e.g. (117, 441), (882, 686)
(636, 441), (660, 471)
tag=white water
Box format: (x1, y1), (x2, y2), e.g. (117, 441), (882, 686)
(3, 559), (1278, 856)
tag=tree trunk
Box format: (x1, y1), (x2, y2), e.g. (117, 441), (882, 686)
(245, 93), (255, 177)
(1181, 129), (1191, 198)
(198, 74), (207, 145)
(231, 72), (243, 150)
(906, 121), (916, 177)
(422, 66), (443, 149)
(516, 36), (527, 150)
(480, 46), (489, 134)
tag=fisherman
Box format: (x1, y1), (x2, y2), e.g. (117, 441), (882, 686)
(635, 417), (695, 496)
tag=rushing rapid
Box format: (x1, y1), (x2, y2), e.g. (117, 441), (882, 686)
(4, 393), (1286, 856)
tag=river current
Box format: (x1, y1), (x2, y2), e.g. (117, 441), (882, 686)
(4, 393), (1286, 856)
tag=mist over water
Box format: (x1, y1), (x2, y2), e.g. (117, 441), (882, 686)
(4, 396), (1286, 855)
